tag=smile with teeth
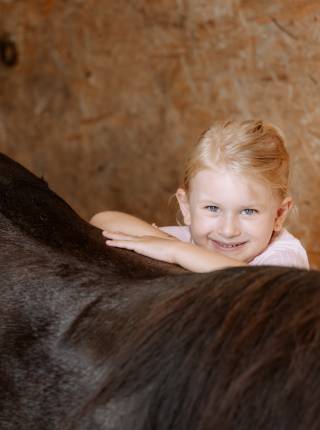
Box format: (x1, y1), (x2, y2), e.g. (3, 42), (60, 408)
(211, 239), (247, 249)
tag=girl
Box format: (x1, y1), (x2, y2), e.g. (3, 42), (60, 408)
(91, 120), (309, 272)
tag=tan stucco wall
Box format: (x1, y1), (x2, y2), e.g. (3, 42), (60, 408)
(1, 0), (320, 267)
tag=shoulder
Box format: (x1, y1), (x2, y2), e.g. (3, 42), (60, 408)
(159, 226), (192, 243)
(249, 229), (310, 269)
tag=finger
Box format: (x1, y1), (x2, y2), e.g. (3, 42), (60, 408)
(102, 231), (135, 240)
(105, 239), (138, 251)
(105, 240), (158, 260)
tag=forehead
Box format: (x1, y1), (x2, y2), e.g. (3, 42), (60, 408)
(189, 167), (275, 204)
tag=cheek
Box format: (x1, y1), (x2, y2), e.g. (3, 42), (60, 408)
(264, 212), (279, 230)
(192, 214), (216, 233)
(246, 218), (276, 238)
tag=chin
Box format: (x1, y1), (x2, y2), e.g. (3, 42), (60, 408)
(224, 251), (247, 262)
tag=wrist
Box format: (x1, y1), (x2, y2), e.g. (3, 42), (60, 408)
(172, 241), (196, 266)
(172, 241), (246, 272)
(163, 239), (185, 265)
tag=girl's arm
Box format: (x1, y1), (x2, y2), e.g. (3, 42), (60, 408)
(103, 231), (246, 273)
(90, 211), (170, 239)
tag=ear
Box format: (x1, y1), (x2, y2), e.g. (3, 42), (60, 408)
(274, 196), (293, 232)
(176, 188), (191, 226)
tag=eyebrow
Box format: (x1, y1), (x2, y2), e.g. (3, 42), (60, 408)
(240, 203), (261, 208)
(199, 199), (265, 209)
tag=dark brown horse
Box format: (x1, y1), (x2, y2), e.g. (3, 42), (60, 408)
(0, 153), (319, 430)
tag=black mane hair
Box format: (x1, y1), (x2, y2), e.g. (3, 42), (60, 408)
(78, 266), (320, 430)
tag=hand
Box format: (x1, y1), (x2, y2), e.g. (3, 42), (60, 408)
(102, 230), (178, 264)
(102, 230), (246, 272)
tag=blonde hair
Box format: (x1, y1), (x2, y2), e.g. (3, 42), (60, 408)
(183, 120), (290, 199)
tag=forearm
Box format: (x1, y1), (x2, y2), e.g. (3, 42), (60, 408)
(173, 241), (246, 272)
(90, 211), (170, 238)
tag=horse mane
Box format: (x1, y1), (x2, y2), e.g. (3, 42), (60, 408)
(76, 265), (320, 430)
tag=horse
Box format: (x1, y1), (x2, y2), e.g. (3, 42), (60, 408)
(0, 152), (319, 430)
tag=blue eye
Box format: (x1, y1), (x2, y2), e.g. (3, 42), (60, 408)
(242, 208), (258, 215)
(206, 205), (219, 213)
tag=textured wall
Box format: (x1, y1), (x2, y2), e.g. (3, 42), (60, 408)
(0, 0), (320, 267)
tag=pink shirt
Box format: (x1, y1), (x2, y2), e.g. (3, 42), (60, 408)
(160, 226), (309, 269)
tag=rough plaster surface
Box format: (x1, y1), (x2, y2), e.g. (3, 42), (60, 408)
(0, 0), (319, 267)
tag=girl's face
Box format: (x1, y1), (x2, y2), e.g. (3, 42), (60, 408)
(177, 167), (292, 263)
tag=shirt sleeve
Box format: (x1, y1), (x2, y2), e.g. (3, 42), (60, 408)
(159, 226), (192, 243)
(249, 229), (310, 269)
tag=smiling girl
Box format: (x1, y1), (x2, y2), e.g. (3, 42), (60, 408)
(91, 120), (309, 272)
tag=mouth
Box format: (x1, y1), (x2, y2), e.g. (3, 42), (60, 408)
(210, 239), (248, 251)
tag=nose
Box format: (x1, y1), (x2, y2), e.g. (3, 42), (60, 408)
(218, 215), (241, 239)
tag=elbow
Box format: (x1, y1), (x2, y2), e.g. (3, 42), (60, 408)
(90, 211), (116, 230)
(90, 210), (128, 230)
